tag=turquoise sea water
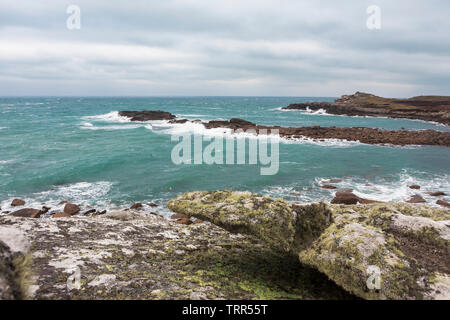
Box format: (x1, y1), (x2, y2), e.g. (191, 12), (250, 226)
(0, 97), (449, 217)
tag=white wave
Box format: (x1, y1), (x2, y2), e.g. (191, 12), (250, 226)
(316, 170), (449, 204)
(80, 123), (144, 131)
(82, 111), (132, 123)
(0, 127), (7, 130)
(0, 181), (115, 215)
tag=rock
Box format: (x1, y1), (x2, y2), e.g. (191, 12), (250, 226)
(52, 212), (71, 218)
(174, 218), (192, 225)
(94, 210), (107, 216)
(169, 191), (450, 300)
(147, 202), (158, 207)
(2, 211), (10, 214)
(321, 184), (337, 189)
(41, 206), (51, 213)
(428, 192), (447, 197)
(64, 203), (80, 215)
(171, 213), (189, 220)
(406, 194), (427, 203)
(10, 208), (41, 218)
(119, 110), (176, 122)
(409, 185), (421, 190)
(331, 189), (378, 205)
(11, 199), (25, 207)
(130, 203), (143, 210)
(282, 92), (450, 126)
(0, 241), (23, 300)
(58, 201), (68, 205)
(82, 209), (96, 216)
(436, 200), (450, 208)
(0, 209), (355, 300)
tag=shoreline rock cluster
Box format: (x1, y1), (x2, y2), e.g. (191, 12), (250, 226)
(119, 110), (450, 147)
(282, 92), (450, 125)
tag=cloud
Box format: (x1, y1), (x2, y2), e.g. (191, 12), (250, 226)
(0, 0), (448, 96)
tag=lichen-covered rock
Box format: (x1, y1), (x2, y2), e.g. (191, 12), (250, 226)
(169, 191), (450, 300)
(0, 241), (22, 299)
(0, 211), (353, 300)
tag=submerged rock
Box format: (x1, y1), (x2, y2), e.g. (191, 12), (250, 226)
(406, 194), (427, 203)
(169, 191), (450, 300)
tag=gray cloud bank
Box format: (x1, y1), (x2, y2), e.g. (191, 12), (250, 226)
(0, 0), (449, 97)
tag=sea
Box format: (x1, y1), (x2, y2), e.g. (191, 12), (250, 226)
(0, 96), (449, 217)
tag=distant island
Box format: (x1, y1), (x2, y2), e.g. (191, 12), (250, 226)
(283, 92), (450, 125)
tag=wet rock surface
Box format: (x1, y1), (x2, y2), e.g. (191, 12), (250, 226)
(119, 110), (176, 121)
(283, 92), (450, 125)
(169, 191), (450, 300)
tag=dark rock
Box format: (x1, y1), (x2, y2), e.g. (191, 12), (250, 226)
(130, 203), (143, 210)
(406, 194), (427, 203)
(119, 110), (176, 122)
(321, 184), (337, 190)
(409, 185), (421, 190)
(93, 210), (107, 216)
(11, 199), (25, 207)
(428, 192), (447, 197)
(331, 189), (379, 205)
(436, 200), (450, 208)
(82, 209), (96, 216)
(64, 203), (80, 215)
(58, 201), (69, 205)
(147, 202), (158, 207)
(41, 206), (51, 213)
(10, 208), (41, 218)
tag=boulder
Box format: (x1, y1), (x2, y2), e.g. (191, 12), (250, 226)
(409, 185), (421, 190)
(64, 203), (80, 215)
(428, 192), (447, 197)
(52, 212), (71, 218)
(174, 218), (192, 225)
(147, 202), (158, 207)
(10, 208), (41, 218)
(436, 200), (450, 208)
(169, 191), (450, 300)
(11, 199), (25, 207)
(171, 213), (189, 220)
(406, 194), (426, 203)
(331, 189), (378, 205)
(130, 203), (143, 210)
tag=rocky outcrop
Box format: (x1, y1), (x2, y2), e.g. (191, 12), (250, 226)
(10, 208), (42, 218)
(168, 191), (450, 300)
(283, 92), (450, 125)
(0, 211), (353, 300)
(119, 110), (176, 121)
(119, 110), (450, 147)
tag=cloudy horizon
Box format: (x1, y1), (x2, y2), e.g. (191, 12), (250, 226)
(0, 0), (449, 98)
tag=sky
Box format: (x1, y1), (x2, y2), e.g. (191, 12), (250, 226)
(0, 0), (449, 97)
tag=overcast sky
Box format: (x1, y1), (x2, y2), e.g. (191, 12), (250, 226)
(0, 0), (449, 97)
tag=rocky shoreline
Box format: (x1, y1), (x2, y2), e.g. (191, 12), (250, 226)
(1, 191), (448, 300)
(118, 110), (450, 147)
(282, 92), (450, 125)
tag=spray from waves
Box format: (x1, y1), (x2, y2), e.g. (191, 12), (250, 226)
(0, 181), (114, 214)
(315, 169), (449, 204)
(82, 111), (132, 123)
(80, 121), (145, 131)
(0, 127), (7, 130)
